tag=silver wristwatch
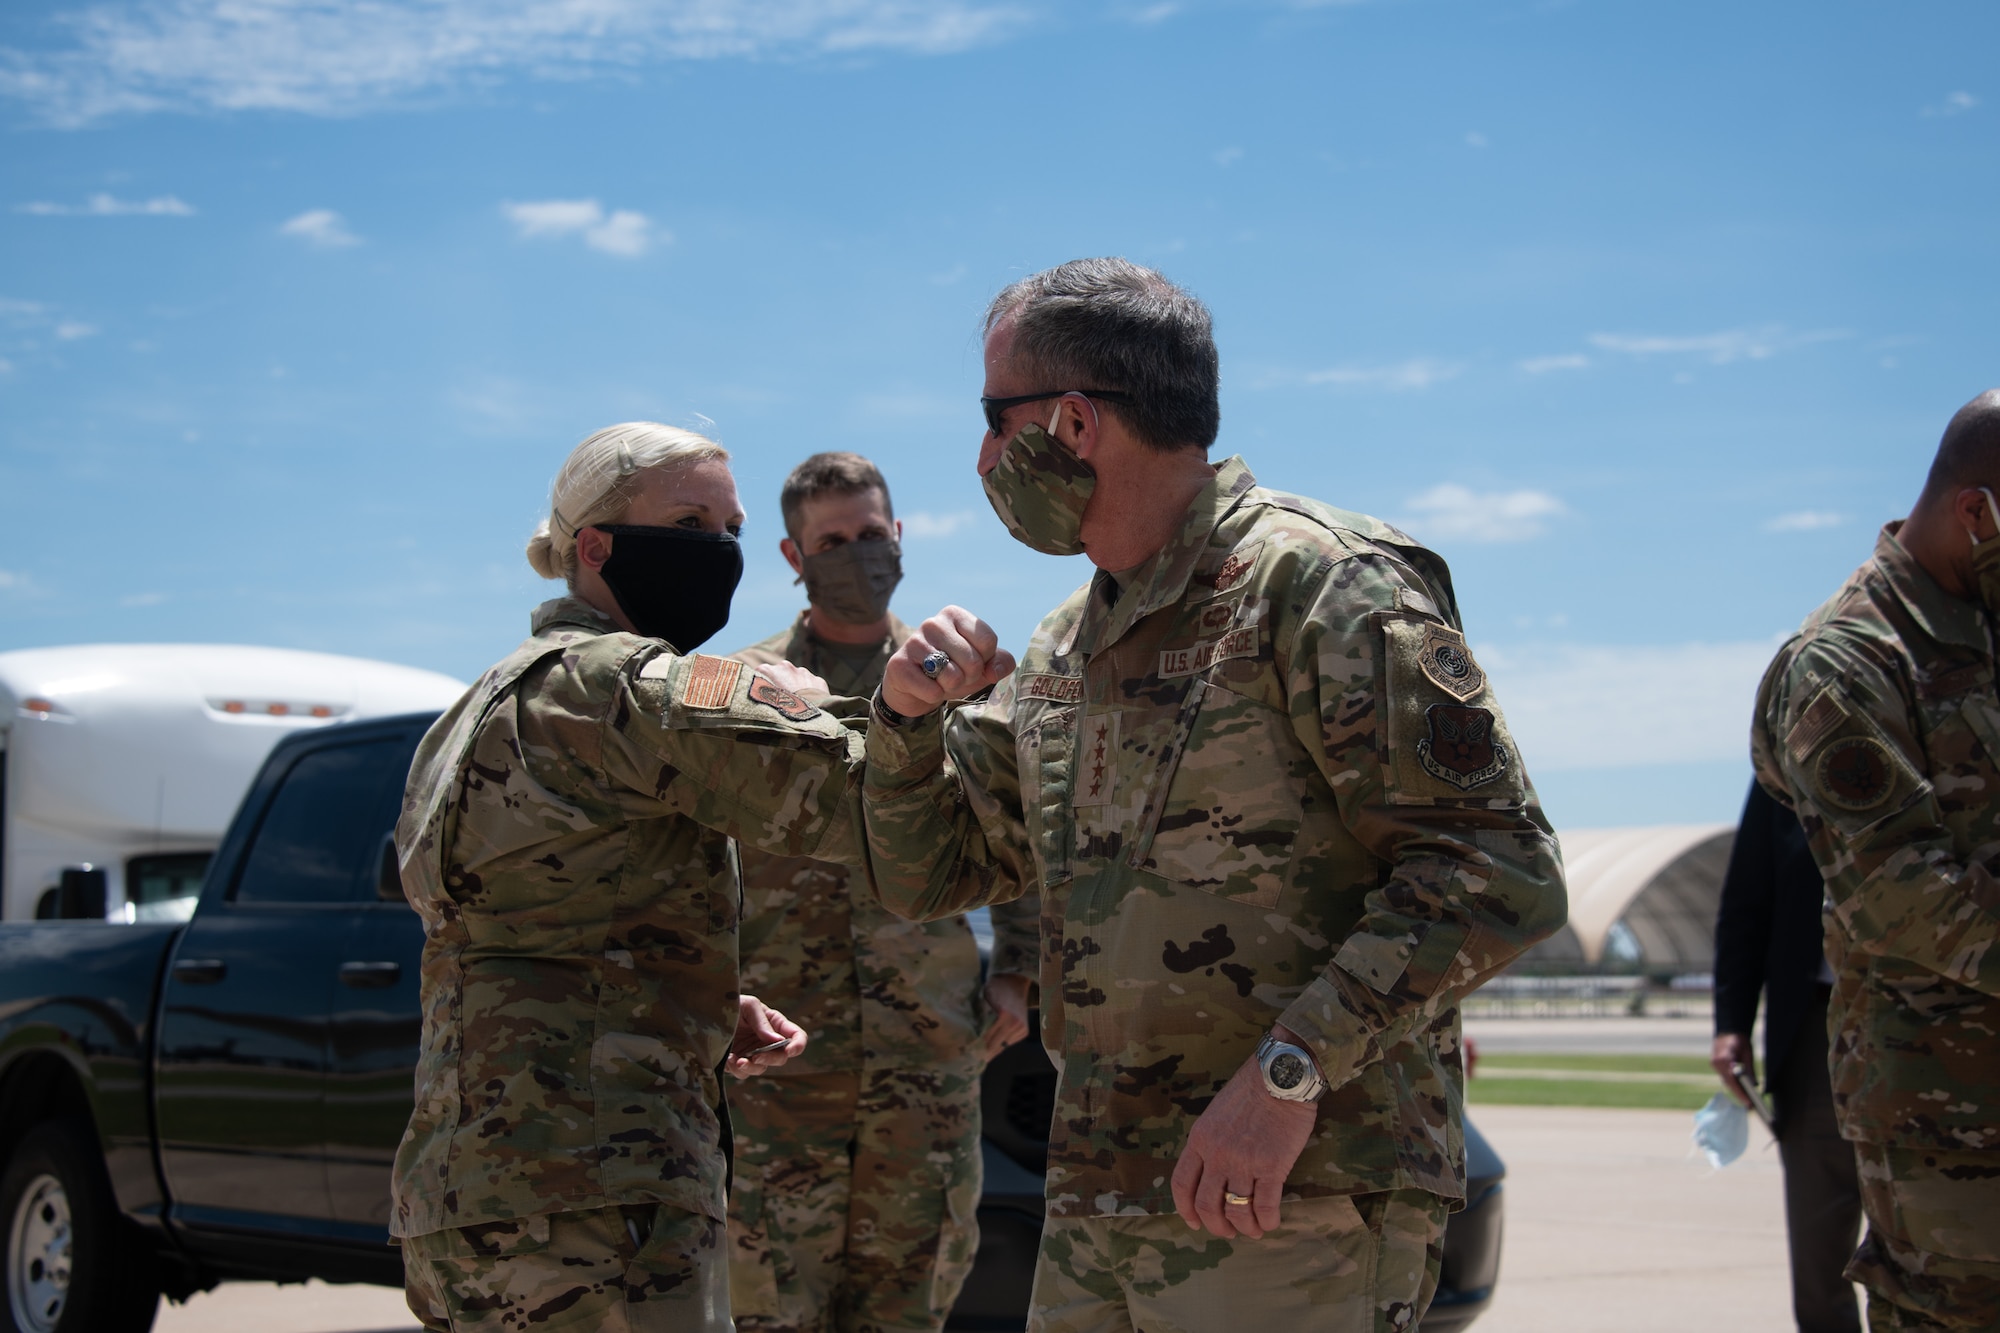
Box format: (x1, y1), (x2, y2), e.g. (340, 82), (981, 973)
(1257, 1033), (1327, 1103)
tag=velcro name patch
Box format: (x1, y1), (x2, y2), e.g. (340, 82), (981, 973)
(679, 655), (742, 710)
(1158, 624), (1260, 678)
(748, 675), (819, 721)
(1021, 673), (1086, 703)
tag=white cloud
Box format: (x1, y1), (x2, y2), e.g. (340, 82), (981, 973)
(0, 298), (48, 320)
(119, 591), (168, 607)
(54, 320), (98, 340)
(0, 570), (28, 589)
(1396, 483), (1566, 543)
(1765, 510), (1845, 533)
(15, 192), (194, 215)
(1301, 358), (1460, 391)
(502, 199), (661, 257)
(1481, 638), (1782, 771)
(279, 208), (360, 247)
(900, 510), (980, 539)
(0, 358), (13, 376)
(1519, 353), (1589, 374)
(0, 0), (1031, 126)
(1464, 131), (1488, 148)
(1587, 325), (1848, 365)
(1924, 90), (1978, 117)
(1212, 146), (1244, 167)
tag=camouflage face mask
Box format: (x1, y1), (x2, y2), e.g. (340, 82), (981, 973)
(798, 537), (902, 625)
(1970, 487), (2000, 618)
(980, 409), (1096, 557)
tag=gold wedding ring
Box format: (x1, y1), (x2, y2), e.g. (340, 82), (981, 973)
(1223, 1191), (1252, 1207)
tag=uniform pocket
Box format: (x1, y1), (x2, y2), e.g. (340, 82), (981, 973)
(1878, 1146), (2000, 1263)
(1021, 708), (1077, 890)
(1138, 681), (1302, 909)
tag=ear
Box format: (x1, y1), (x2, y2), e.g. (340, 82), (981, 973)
(575, 526), (613, 574)
(893, 518), (903, 543)
(780, 537), (805, 577)
(1953, 488), (2000, 542)
(1054, 395), (1106, 462)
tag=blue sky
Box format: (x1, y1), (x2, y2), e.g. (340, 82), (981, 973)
(3, 0), (1996, 830)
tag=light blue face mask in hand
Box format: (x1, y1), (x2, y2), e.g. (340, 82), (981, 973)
(1692, 1091), (1749, 1168)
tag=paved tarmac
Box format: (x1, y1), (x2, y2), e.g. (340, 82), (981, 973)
(150, 1098), (1822, 1333)
(1464, 1014), (1720, 1057)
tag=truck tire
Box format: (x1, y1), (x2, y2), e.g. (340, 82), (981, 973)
(1, 1120), (160, 1333)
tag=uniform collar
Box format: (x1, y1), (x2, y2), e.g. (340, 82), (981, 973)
(789, 608), (913, 666)
(1874, 521), (1988, 653)
(530, 595), (621, 637)
(1076, 456), (1259, 656)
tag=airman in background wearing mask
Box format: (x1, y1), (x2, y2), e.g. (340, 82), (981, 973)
(1753, 390), (2000, 1333)
(725, 452), (1040, 1333)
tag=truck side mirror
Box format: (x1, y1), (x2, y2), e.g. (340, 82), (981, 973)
(59, 866), (109, 920)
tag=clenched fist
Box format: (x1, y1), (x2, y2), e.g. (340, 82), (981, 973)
(881, 606), (1017, 719)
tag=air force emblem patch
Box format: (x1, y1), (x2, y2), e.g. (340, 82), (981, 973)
(1417, 703), (1508, 790)
(1417, 627), (1485, 702)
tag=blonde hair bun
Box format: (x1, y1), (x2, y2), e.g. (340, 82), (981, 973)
(527, 422), (729, 584)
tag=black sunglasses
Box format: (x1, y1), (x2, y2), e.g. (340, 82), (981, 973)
(980, 389), (1134, 436)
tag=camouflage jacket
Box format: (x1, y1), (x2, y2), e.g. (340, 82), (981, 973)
(1752, 523), (2000, 1152)
(864, 458), (1568, 1216)
(730, 612), (1040, 1075)
(391, 596), (867, 1238)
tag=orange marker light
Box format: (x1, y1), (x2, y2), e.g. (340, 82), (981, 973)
(22, 697), (56, 715)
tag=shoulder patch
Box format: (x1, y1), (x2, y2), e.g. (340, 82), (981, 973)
(1786, 689), (1847, 764)
(1416, 626), (1485, 702)
(1417, 704), (1510, 790)
(1815, 736), (1896, 811)
(1021, 673), (1085, 703)
(679, 654), (742, 710)
(748, 674), (819, 721)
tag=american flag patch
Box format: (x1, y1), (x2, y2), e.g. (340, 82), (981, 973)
(682, 655), (742, 710)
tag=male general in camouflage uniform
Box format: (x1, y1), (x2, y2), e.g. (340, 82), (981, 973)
(725, 452), (1040, 1333)
(1752, 391), (2000, 1333)
(861, 259), (1569, 1333)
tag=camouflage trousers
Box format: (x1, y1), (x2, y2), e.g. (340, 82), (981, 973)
(1847, 1142), (2000, 1332)
(728, 1063), (983, 1333)
(1029, 1190), (1448, 1333)
(402, 1203), (728, 1332)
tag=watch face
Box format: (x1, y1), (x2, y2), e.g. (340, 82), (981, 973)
(1268, 1052), (1307, 1091)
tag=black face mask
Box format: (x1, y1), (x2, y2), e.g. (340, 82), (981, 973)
(592, 524), (744, 652)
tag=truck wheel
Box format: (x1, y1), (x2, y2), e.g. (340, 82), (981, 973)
(1, 1121), (159, 1333)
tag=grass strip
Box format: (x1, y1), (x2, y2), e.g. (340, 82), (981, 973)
(1468, 1077), (1715, 1111)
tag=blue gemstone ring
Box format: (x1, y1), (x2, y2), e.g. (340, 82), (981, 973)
(920, 650), (951, 679)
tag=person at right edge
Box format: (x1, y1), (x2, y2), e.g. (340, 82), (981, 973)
(1753, 391), (2000, 1333)
(1712, 780), (1864, 1333)
(859, 259), (1570, 1332)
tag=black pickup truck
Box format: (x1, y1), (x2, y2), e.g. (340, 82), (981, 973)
(0, 711), (1504, 1333)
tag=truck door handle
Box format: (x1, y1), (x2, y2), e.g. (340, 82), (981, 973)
(338, 961), (401, 988)
(172, 958), (227, 985)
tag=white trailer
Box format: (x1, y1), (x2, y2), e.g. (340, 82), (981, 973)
(0, 644), (465, 923)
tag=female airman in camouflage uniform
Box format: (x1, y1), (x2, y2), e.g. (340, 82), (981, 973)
(392, 424), (878, 1333)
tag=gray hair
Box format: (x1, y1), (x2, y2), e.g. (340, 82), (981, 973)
(525, 421), (730, 584)
(984, 258), (1220, 451)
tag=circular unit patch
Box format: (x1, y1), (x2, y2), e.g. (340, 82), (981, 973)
(1432, 643), (1472, 681)
(1815, 736), (1895, 812)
